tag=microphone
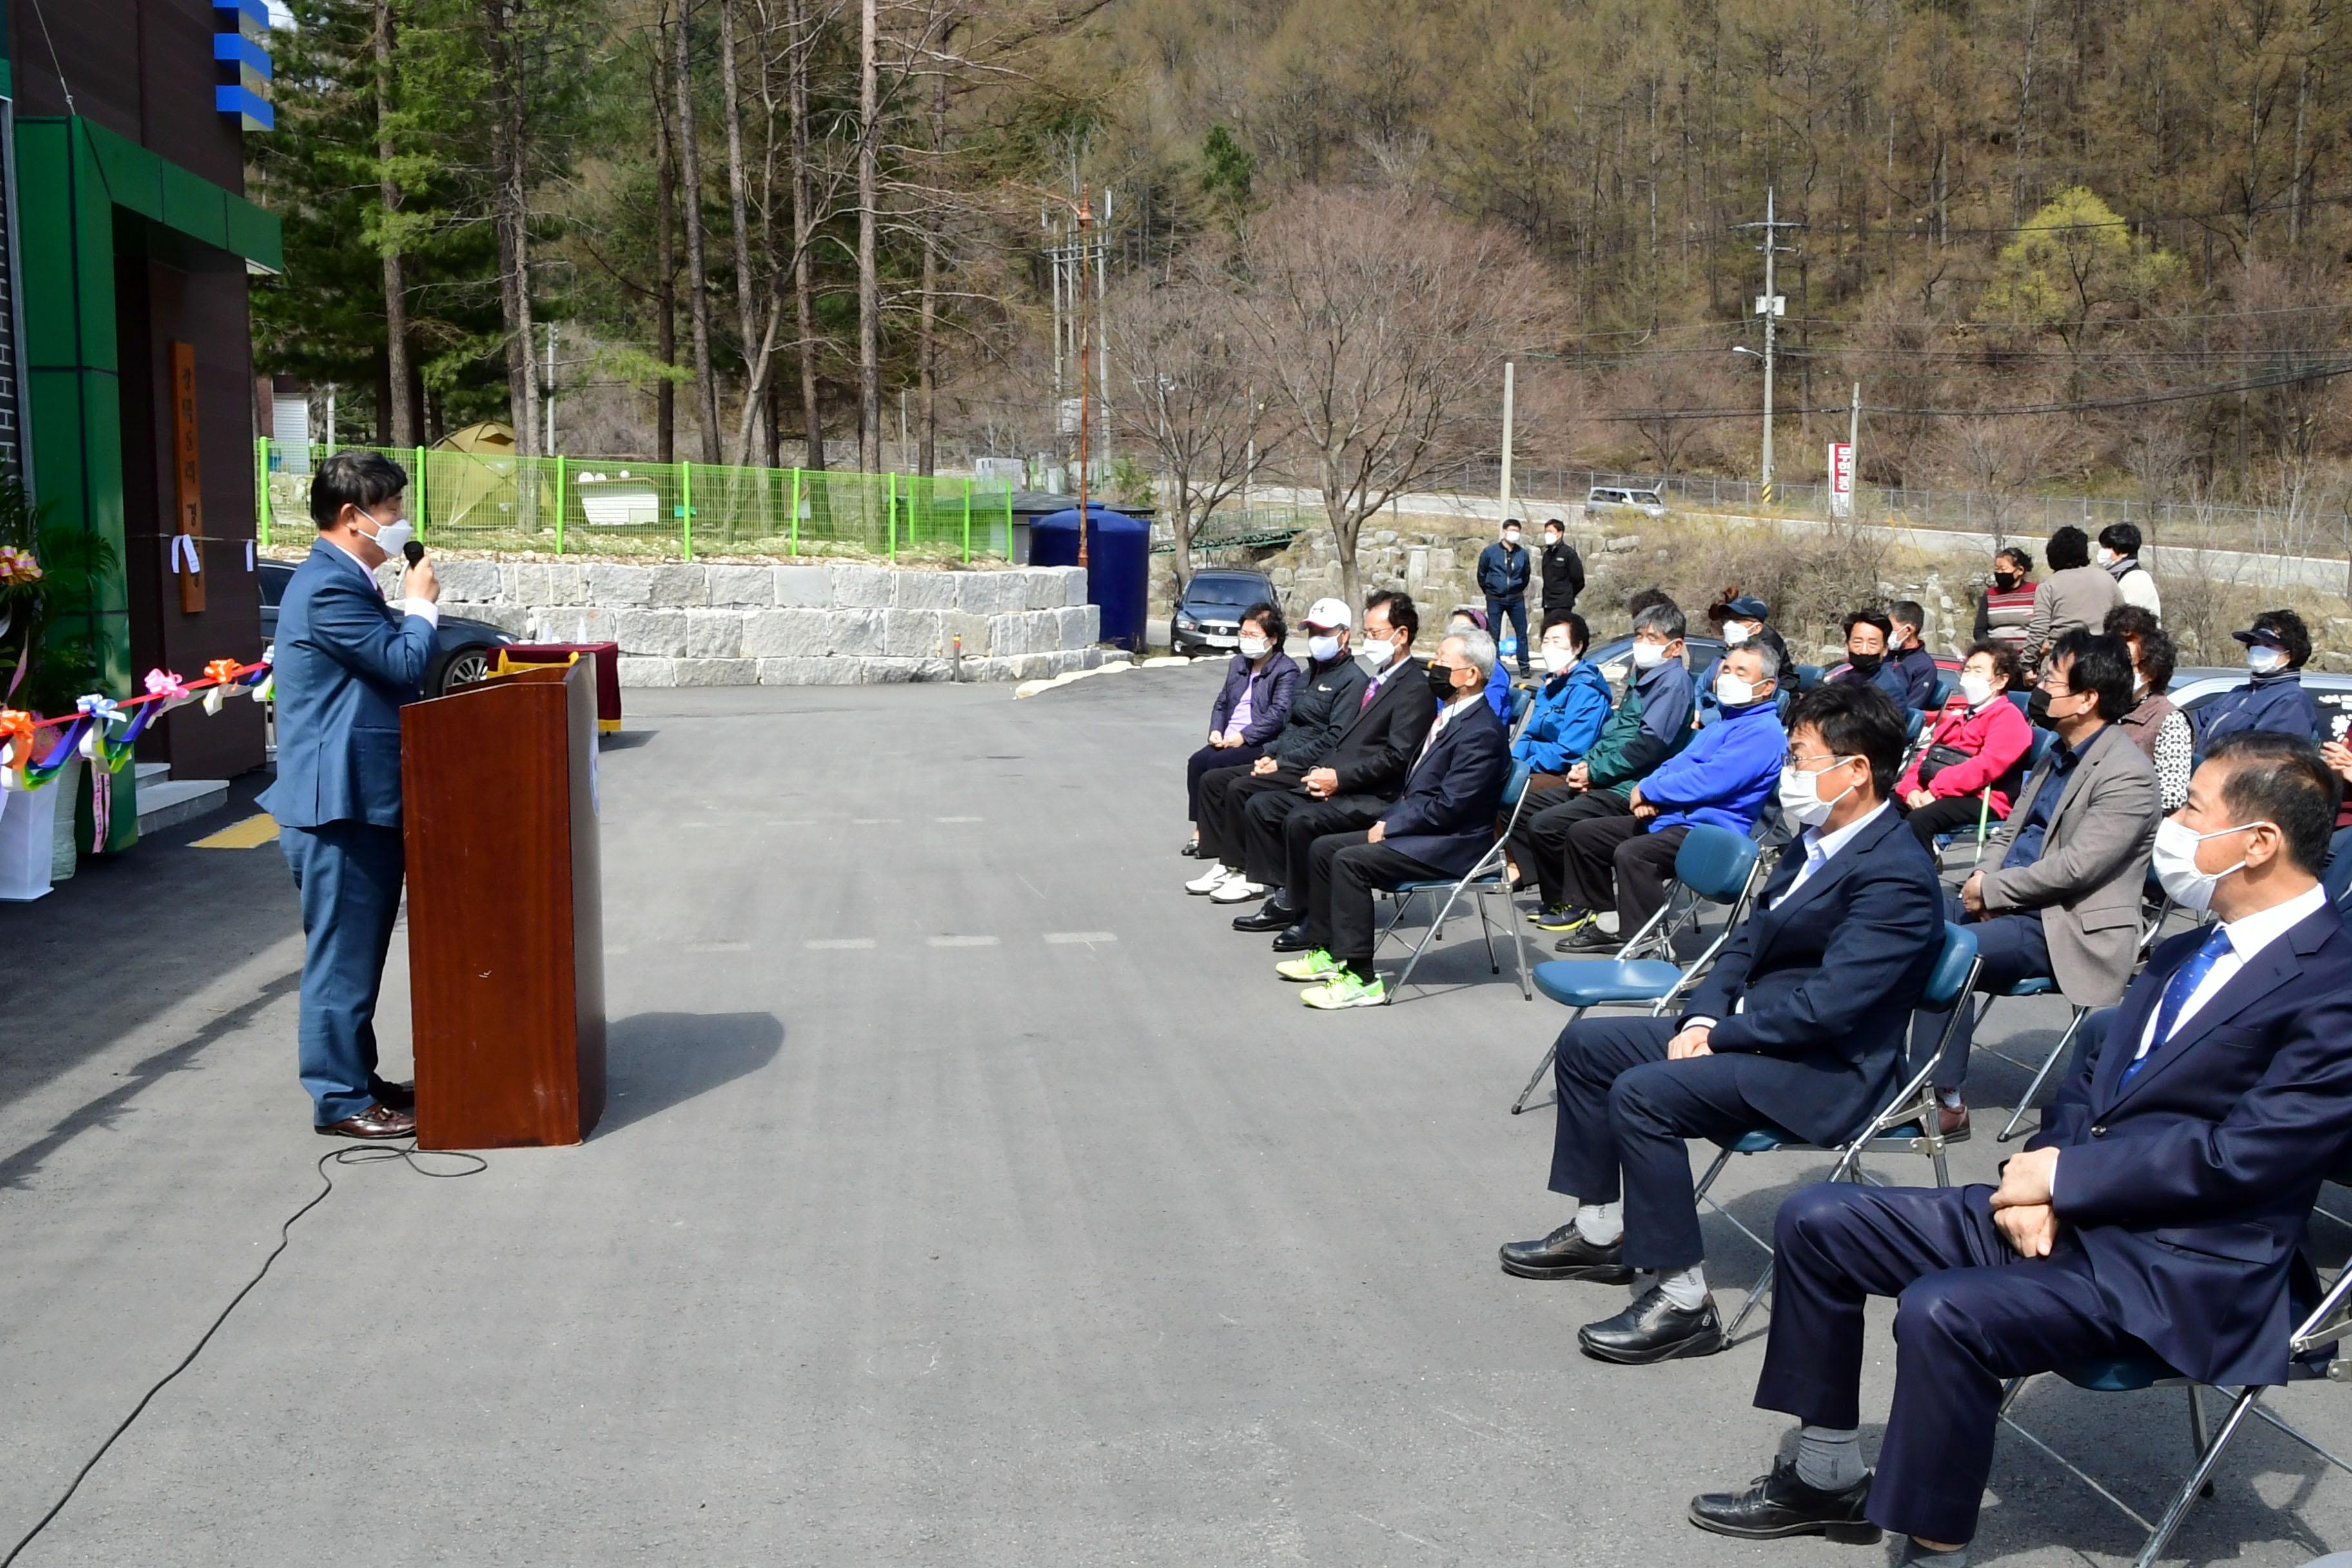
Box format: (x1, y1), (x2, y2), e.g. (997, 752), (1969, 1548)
(402, 540), (425, 568)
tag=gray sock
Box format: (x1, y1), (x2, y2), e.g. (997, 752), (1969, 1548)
(1793, 1424), (1865, 1492)
(1656, 1264), (1707, 1311)
(1899, 1540), (1968, 1567)
(1574, 1201), (1623, 1246)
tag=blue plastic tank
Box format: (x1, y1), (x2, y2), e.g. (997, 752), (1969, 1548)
(1028, 504), (1148, 652)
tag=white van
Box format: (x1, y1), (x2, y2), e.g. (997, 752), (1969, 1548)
(1585, 485), (1668, 518)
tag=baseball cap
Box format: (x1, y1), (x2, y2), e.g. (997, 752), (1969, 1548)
(2232, 626), (2287, 649)
(1303, 598), (1352, 631)
(1711, 594), (1769, 622)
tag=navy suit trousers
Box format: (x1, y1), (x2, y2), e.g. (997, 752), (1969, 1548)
(1547, 1015), (1796, 1271)
(280, 819), (408, 1122)
(1757, 1182), (2148, 1545)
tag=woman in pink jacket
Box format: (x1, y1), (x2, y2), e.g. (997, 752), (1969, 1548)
(1895, 642), (2034, 848)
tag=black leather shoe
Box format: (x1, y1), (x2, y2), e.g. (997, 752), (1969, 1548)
(1689, 1456), (1881, 1543)
(1499, 1224), (1636, 1282)
(1578, 1285), (1725, 1363)
(1181, 839), (1200, 858)
(1231, 901), (1301, 933)
(1269, 922), (1313, 952)
(1560, 923), (1622, 954)
(373, 1079), (417, 1112)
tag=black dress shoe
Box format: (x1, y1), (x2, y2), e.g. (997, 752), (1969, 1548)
(1578, 1284), (1725, 1363)
(1181, 839), (1201, 858)
(1231, 901), (1301, 933)
(1689, 1456), (1881, 1543)
(1269, 921), (1313, 952)
(316, 1103), (417, 1140)
(1562, 922), (1623, 954)
(374, 1079), (417, 1112)
(1498, 1224), (1636, 1282)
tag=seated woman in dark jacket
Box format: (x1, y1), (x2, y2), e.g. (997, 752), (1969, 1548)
(1183, 602), (1298, 854)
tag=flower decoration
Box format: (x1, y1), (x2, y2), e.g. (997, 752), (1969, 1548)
(144, 668), (191, 701)
(0, 545), (41, 586)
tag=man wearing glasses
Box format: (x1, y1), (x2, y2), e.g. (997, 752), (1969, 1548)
(1908, 630), (2160, 1137)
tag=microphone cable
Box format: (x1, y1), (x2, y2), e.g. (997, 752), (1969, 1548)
(1, 1141), (487, 1567)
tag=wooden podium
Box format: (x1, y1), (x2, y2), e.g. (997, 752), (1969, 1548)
(402, 659), (606, 1148)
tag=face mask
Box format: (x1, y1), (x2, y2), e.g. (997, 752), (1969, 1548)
(1779, 757), (1859, 828)
(2248, 646), (2288, 675)
(1503, 530), (1521, 545)
(359, 513), (415, 559)
(1630, 640), (1667, 670)
(2150, 816), (2269, 913)
(1545, 532), (1562, 547)
(1308, 633), (1342, 662)
(1721, 622), (1753, 647)
(1366, 636), (1399, 672)
(1994, 572), (2020, 591)
(1427, 663), (1464, 701)
(1237, 635), (1270, 660)
(1959, 673), (1995, 707)
(1542, 645), (1576, 674)
(2096, 547), (2118, 567)
(1847, 650), (1883, 672)
(1716, 673), (1760, 708)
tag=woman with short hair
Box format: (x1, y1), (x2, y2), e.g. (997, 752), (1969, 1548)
(1182, 602), (1298, 854)
(2106, 605), (2192, 812)
(1894, 642), (2033, 847)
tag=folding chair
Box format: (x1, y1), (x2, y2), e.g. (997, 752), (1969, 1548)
(1974, 975), (2097, 1144)
(1507, 823), (1765, 1113)
(1995, 1186), (2352, 1568)
(1378, 763), (1536, 1003)
(1690, 921), (1982, 1340)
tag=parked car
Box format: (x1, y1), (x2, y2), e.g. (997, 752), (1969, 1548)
(258, 558), (516, 698)
(2168, 667), (2352, 742)
(1170, 568), (1279, 658)
(1585, 485), (1669, 519)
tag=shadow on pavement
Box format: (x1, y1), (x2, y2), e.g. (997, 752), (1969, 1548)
(595, 1010), (784, 1137)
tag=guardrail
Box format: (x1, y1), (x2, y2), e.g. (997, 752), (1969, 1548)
(257, 440), (1018, 563)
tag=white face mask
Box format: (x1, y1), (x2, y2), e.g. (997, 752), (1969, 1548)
(1365, 635), (1400, 672)
(1779, 756), (1859, 828)
(2248, 646), (2288, 675)
(1716, 673), (1761, 708)
(1630, 640), (1668, 670)
(1959, 673), (1995, 707)
(2150, 816), (2270, 913)
(1503, 530), (1521, 545)
(1307, 633), (1342, 662)
(358, 512), (415, 560)
(1720, 622), (1752, 647)
(1542, 645), (1576, 674)
(2096, 547), (2119, 567)
(1237, 635), (1270, 661)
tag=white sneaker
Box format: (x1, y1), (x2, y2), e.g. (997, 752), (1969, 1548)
(1186, 865), (1237, 895)
(1210, 877), (1269, 904)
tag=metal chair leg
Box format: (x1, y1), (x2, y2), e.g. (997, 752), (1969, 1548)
(1724, 1257), (1774, 1340)
(1510, 1008), (1583, 1113)
(1502, 890), (1533, 1001)
(1997, 1005), (2091, 1143)
(1476, 892), (1501, 975)
(2135, 1387), (2263, 1567)
(2186, 1386), (2215, 1498)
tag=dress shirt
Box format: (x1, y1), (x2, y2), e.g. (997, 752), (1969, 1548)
(1415, 691), (1479, 761)
(324, 534), (440, 628)
(2003, 723), (2106, 869)
(1687, 801), (1891, 1030)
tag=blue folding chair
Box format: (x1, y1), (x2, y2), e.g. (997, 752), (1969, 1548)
(1690, 921), (1982, 1340)
(1507, 823), (1765, 1113)
(1506, 683), (1535, 731)
(1905, 707), (1928, 744)
(1379, 758), (1534, 1003)
(1928, 667), (1959, 709)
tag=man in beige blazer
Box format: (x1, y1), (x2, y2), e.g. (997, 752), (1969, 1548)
(1910, 629), (2160, 1135)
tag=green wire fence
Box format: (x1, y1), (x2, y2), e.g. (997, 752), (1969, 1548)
(257, 440), (1019, 564)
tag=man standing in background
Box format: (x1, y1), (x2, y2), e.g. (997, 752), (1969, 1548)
(1541, 519), (1584, 621)
(1478, 518), (1534, 678)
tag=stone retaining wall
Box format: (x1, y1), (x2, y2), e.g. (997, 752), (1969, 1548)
(374, 560), (1102, 686)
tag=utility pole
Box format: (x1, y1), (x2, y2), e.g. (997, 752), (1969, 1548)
(1732, 188), (1803, 506)
(544, 322), (558, 453)
(1498, 360), (1516, 520)
(1848, 381), (1860, 513)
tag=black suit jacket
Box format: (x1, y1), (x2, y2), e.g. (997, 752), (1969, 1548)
(1312, 659), (1439, 801)
(1678, 806), (1945, 1148)
(1380, 699), (1511, 877)
(2029, 901), (2352, 1387)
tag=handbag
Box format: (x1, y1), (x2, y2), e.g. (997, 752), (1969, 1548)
(1914, 743), (1972, 788)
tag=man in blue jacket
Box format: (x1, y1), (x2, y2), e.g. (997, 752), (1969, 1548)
(1551, 642), (1787, 951)
(1514, 611), (1614, 774)
(258, 450), (440, 1139)
(1476, 519), (1533, 677)
(1277, 626), (1510, 1008)
(1689, 732), (2352, 1560)
(1502, 682), (1942, 1367)
(2193, 609), (2322, 755)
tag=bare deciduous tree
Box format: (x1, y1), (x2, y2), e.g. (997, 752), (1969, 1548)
(1236, 188), (1558, 605)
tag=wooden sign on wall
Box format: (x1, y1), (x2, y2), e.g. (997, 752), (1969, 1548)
(171, 341), (206, 614)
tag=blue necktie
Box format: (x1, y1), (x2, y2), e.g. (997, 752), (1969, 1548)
(2122, 925), (2235, 1086)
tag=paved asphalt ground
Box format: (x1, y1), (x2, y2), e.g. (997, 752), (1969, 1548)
(3, 660), (2347, 1566)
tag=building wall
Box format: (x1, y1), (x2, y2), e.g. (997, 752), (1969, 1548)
(7, 0), (247, 193)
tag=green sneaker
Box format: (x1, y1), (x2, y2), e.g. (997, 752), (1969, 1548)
(1531, 905), (1592, 932)
(1302, 970), (1387, 1009)
(1275, 947), (1342, 982)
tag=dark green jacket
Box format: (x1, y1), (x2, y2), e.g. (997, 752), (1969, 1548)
(1583, 658), (1696, 792)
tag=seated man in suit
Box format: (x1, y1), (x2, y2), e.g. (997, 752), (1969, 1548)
(1275, 625), (1511, 1009)
(1188, 599), (1367, 893)
(259, 449), (442, 1140)
(1912, 629), (2158, 1137)
(1690, 731), (2352, 1565)
(1512, 600), (1697, 932)
(1552, 641), (1788, 954)
(1500, 683), (1942, 1363)
(1224, 591), (1439, 933)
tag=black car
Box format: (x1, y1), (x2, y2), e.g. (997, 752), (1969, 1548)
(258, 558), (514, 698)
(1170, 568), (1280, 658)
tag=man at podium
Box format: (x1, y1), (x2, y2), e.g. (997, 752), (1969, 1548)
(257, 451), (441, 1139)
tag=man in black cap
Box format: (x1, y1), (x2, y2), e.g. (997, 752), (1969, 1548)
(2192, 609), (2320, 756)
(1696, 593), (1790, 725)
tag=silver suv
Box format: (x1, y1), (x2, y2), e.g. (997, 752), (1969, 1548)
(1586, 485), (1668, 518)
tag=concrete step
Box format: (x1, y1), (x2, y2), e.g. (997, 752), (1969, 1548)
(135, 760), (168, 785)
(137, 777), (230, 835)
